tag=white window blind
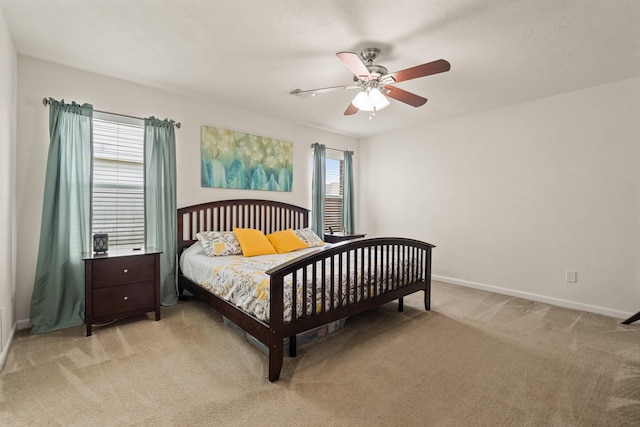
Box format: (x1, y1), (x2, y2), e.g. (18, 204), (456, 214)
(92, 113), (145, 249)
(325, 152), (344, 233)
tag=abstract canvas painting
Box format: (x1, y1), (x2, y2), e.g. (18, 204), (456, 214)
(201, 125), (293, 191)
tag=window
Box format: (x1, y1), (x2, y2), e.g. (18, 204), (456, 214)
(92, 113), (145, 249)
(324, 151), (344, 233)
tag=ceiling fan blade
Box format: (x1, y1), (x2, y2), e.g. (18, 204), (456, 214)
(344, 103), (359, 115)
(384, 86), (428, 107)
(389, 59), (451, 83)
(336, 52), (372, 81)
(290, 84), (359, 98)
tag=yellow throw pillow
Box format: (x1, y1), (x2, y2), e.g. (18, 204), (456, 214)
(267, 229), (308, 254)
(233, 228), (277, 257)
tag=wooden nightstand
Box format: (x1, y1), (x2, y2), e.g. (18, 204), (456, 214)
(83, 247), (162, 336)
(324, 232), (366, 243)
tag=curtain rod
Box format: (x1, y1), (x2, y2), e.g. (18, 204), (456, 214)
(310, 143), (352, 154)
(43, 97), (181, 128)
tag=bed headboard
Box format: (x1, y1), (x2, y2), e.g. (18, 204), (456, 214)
(177, 199), (310, 254)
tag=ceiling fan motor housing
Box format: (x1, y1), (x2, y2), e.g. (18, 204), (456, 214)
(366, 64), (388, 77)
(351, 48), (388, 82)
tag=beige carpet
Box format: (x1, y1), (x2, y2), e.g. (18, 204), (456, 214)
(1, 281), (638, 426)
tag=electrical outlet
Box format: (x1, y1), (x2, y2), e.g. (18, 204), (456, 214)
(566, 270), (577, 283)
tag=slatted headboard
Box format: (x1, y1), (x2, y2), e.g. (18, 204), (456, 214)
(177, 199), (310, 254)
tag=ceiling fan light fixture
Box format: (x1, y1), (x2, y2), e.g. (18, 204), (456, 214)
(351, 88), (390, 112)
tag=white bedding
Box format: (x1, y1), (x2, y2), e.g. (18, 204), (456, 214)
(180, 242), (418, 323)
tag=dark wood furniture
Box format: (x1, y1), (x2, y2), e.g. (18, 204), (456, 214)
(83, 248), (162, 336)
(177, 199), (434, 382)
(621, 311), (640, 325)
(324, 232), (366, 243)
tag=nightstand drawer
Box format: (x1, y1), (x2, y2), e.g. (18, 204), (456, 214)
(92, 255), (155, 288)
(93, 281), (155, 318)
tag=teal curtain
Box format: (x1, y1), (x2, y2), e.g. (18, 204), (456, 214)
(30, 99), (93, 333)
(311, 143), (326, 237)
(144, 117), (178, 306)
(342, 150), (355, 234)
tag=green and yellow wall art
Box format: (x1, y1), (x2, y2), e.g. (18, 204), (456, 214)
(201, 125), (293, 191)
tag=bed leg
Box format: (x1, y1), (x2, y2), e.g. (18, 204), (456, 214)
(177, 280), (192, 301)
(424, 287), (431, 311)
(398, 297), (404, 312)
(269, 340), (284, 382)
(289, 335), (297, 357)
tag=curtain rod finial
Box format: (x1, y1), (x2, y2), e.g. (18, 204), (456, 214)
(42, 97), (49, 106)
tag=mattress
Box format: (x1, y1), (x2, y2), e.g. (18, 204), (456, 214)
(180, 242), (327, 322)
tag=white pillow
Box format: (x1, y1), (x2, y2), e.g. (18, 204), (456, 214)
(196, 231), (242, 256)
(294, 228), (324, 248)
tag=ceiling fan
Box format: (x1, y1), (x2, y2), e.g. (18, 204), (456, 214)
(290, 48), (451, 118)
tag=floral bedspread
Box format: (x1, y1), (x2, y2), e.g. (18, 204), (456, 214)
(180, 242), (416, 323)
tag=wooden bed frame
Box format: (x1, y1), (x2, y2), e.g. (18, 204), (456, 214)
(177, 199), (434, 381)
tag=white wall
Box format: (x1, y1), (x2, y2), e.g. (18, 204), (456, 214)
(0, 6), (17, 365)
(15, 56), (358, 327)
(360, 77), (640, 319)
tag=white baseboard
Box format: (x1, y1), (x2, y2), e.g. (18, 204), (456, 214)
(0, 323), (16, 371)
(16, 319), (30, 330)
(432, 275), (633, 321)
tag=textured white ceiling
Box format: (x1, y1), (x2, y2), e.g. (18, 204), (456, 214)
(2, 0), (639, 138)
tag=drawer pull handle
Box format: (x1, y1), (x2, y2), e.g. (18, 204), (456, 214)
(123, 296), (128, 301)
(123, 269), (129, 273)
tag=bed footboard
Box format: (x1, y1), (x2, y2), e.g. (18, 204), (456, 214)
(265, 237), (434, 382)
